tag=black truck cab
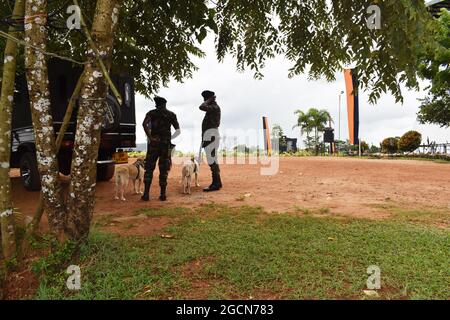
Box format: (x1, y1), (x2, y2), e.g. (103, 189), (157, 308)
(10, 60), (136, 191)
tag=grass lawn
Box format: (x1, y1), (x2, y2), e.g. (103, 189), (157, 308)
(34, 205), (449, 300)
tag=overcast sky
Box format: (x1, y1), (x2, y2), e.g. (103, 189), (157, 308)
(134, 36), (450, 152)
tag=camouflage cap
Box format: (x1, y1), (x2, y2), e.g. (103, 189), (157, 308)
(201, 90), (215, 99)
(154, 96), (167, 106)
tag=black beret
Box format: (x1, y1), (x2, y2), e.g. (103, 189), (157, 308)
(201, 90), (215, 99)
(154, 96), (167, 106)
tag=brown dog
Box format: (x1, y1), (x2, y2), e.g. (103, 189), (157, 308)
(114, 158), (145, 201)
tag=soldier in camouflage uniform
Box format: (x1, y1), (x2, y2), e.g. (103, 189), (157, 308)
(141, 96), (180, 201)
(200, 90), (222, 192)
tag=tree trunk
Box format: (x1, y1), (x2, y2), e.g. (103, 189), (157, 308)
(24, 0), (65, 239)
(306, 131), (311, 150)
(0, 0), (25, 261)
(25, 70), (85, 241)
(315, 128), (319, 156)
(66, 0), (120, 241)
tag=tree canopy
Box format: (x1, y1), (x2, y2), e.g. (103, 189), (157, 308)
(0, 0), (435, 101)
(398, 130), (422, 153)
(417, 9), (450, 128)
(271, 124), (284, 139)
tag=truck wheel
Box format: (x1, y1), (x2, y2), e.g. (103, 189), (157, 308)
(20, 152), (41, 191)
(97, 162), (115, 181)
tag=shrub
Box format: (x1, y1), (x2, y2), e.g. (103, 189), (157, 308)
(369, 144), (381, 154)
(381, 137), (399, 154)
(398, 131), (422, 153)
(360, 141), (369, 154)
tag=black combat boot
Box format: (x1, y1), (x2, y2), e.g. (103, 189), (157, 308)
(159, 185), (167, 201)
(203, 171), (215, 192)
(216, 173), (222, 189)
(203, 173), (221, 192)
(141, 181), (151, 201)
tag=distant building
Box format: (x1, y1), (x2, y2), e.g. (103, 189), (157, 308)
(285, 138), (298, 153)
(273, 136), (298, 153)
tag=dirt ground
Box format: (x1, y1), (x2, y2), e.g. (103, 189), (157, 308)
(10, 157), (450, 235)
(5, 156), (450, 299)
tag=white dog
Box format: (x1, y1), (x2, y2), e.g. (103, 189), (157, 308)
(182, 157), (200, 194)
(114, 158), (145, 201)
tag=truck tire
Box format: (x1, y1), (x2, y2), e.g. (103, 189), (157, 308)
(20, 152), (41, 191)
(97, 162), (115, 181)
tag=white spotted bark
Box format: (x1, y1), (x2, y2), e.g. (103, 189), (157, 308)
(24, 0), (65, 239)
(66, 0), (120, 240)
(0, 0), (25, 261)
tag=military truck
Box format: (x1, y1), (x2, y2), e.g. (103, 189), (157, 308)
(10, 60), (136, 191)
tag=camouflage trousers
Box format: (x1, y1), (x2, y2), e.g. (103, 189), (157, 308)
(144, 143), (173, 187)
(202, 136), (220, 176)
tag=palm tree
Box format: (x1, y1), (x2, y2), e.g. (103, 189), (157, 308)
(294, 108), (332, 154)
(293, 110), (313, 149)
(309, 108), (331, 147)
